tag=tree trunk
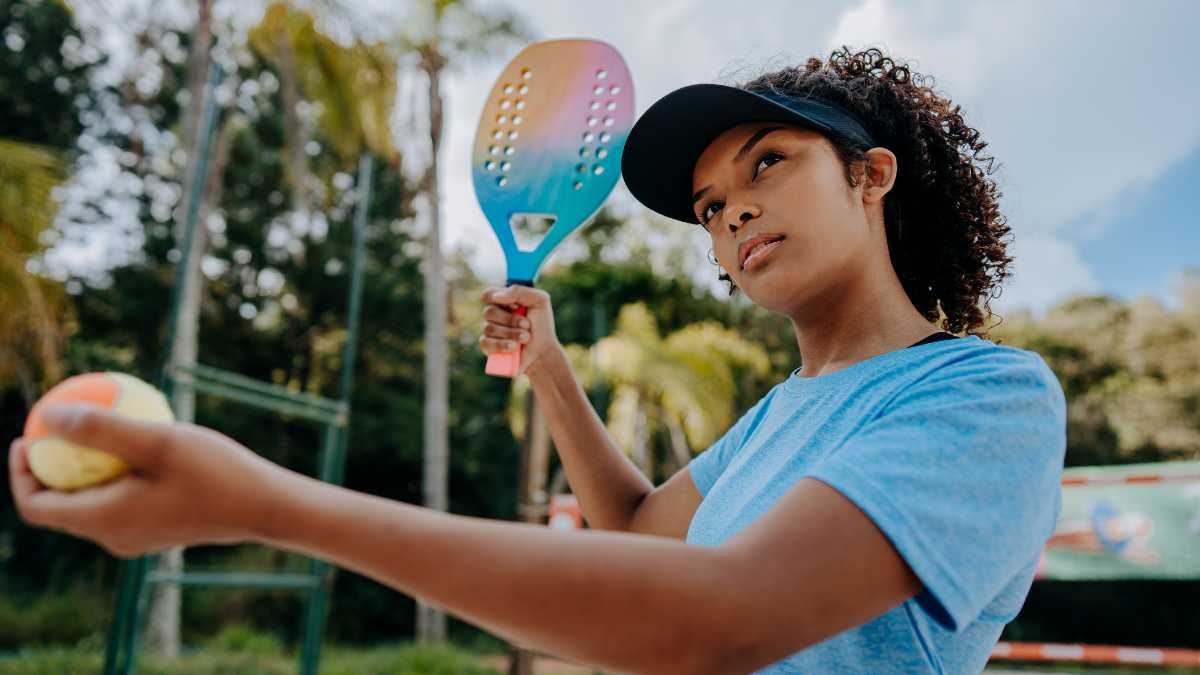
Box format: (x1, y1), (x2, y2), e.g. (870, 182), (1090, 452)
(509, 388), (553, 674)
(664, 410), (692, 476)
(144, 0), (213, 659)
(274, 13), (314, 215)
(416, 48), (449, 645)
(632, 392), (650, 479)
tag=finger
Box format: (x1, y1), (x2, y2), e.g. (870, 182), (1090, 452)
(19, 473), (141, 534)
(9, 436), (111, 530)
(478, 335), (520, 354)
(38, 403), (171, 472)
(483, 305), (530, 328)
(9, 438), (44, 512)
(482, 322), (529, 342)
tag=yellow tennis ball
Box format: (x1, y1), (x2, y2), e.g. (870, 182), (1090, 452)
(23, 372), (174, 491)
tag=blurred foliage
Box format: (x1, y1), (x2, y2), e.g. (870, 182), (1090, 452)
(992, 283), (1200, 466)
(0, 0), (99, 396)
(249, 1), (399, 165)
(0, 582), (111, 650)
(1, 0), (1198, 658)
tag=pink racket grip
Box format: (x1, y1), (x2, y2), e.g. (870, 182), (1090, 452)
(485, 305), (527, 378)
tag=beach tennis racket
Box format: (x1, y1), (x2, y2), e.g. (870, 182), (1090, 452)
(472, 39), (634, 378)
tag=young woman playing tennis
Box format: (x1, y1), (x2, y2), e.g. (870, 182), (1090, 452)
(10, 48), (1066, 673)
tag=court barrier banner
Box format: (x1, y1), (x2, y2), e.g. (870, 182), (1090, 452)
(1036, 461), (1200, 580)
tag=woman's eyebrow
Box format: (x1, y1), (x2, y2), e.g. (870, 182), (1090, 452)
(734, 126), (787, 163)
(692, 126), (788, 207)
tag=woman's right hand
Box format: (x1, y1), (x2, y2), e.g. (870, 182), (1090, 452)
(479, 285), (561, 377)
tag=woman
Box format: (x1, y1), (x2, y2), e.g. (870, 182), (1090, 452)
(10, 49), (1066, 673)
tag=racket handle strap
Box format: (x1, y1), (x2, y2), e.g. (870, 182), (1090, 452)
(485, 350), (522, 378)
(484, 284), (530, 378)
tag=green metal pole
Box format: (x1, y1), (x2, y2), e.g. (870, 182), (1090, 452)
(104, 59), (223, 675)
(297, 153), (373, 675)
(158, 59), (223, 399)
(338, 153), (373, 406)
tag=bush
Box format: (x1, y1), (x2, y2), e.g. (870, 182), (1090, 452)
(0, 585), (110, 649)
(206, 622), (286, 656)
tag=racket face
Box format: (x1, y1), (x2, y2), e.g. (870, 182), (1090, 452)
(472, 39), (634, 283)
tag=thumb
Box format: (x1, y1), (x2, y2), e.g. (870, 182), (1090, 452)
(39, 403), (171, 471)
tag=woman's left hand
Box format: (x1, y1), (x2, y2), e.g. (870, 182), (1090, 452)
(8, 403), (286, 558)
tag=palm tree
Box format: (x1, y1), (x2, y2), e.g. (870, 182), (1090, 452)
(593, 304), (771, 480)
(0, 139), (66, 404)
(381, 0), (530, 644)
(249, 2), (400, 210)
(506, 304), (770, 514)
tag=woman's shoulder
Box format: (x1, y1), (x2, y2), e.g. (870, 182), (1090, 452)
(904, 335), (1066, 408)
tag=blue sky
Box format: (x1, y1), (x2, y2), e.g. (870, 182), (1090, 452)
(1073, 143), (1200, 308)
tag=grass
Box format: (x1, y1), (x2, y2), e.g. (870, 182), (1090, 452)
(0, 624), (505, 675)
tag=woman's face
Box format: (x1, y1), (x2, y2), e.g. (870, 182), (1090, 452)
(691, 122), (882, 316)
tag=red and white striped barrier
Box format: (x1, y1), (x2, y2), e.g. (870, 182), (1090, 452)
(991, 642), (1200, 667)
(1061, 473), (1200, 486)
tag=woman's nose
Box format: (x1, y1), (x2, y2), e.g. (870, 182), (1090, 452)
(724, 203), (761, 233)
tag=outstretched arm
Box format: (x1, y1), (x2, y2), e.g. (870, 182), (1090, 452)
(10, 404), (920, 674)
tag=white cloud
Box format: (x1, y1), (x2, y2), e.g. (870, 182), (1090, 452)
(993, 233), (1102, 318)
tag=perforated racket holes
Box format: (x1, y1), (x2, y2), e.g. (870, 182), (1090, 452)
(581, 62), (618, 188)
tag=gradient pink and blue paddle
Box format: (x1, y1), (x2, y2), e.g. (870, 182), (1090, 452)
(472, 39), (634, 378)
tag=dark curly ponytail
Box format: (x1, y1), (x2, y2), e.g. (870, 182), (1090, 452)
(716, 47), (1013, 337)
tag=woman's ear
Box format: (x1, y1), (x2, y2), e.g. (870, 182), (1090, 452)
(860, 147), (898, 205)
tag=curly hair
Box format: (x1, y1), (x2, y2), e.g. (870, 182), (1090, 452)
(712, 47), (1013, 337)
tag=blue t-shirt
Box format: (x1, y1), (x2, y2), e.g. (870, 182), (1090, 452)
(686, 335), (1067, 674)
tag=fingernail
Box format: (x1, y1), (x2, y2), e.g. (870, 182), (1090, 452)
(520, 319), (530, 329)
(506, 341), (516, 350)
(519, 332), (529, 341)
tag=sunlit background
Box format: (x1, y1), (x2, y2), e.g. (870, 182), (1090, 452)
(2, 1), (1198, 673)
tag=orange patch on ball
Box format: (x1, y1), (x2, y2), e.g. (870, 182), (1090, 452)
(23, 372), (174, 490)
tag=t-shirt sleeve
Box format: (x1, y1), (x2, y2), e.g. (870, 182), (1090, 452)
(688, 391), (774, 497)
(807, 349), (1067, 632)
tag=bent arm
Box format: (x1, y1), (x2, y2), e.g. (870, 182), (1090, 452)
(526, 345), (656, 532)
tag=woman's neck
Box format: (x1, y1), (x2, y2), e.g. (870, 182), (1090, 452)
(788, 262), (940, 379)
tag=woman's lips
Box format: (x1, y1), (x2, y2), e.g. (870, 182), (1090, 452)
(739, 235), (786, 271)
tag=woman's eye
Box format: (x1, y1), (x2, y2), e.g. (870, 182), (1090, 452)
(700, 201), (724, 226)
(754, 151), (784, 178)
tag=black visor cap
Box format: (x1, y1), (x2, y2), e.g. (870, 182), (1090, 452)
(620, 83), (877, 225)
